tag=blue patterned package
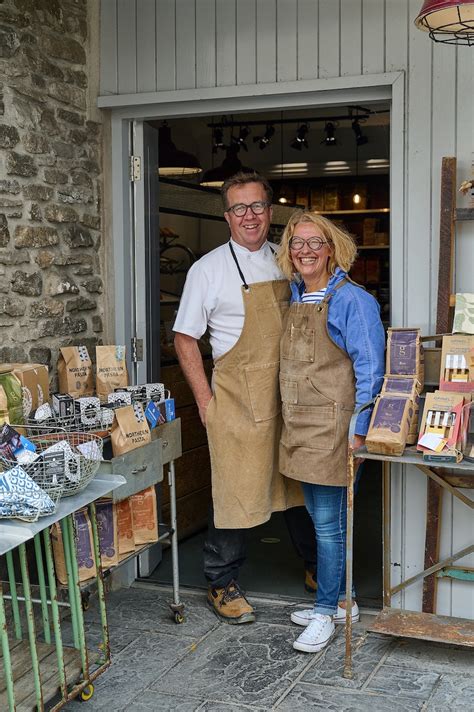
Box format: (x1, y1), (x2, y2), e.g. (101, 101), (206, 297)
(0, 465), (56, 519)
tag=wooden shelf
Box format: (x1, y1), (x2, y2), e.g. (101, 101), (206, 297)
(314, 208), (390, 216)
(357, 245), (389, 251)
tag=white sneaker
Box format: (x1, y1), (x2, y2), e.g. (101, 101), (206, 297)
(291, 601), (359, 627)
(293, 614), (335, 653)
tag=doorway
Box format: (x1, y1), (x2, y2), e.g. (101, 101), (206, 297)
(135, 100), (391, 607)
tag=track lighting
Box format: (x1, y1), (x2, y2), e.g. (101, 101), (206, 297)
(232, 126), (251, 152)
(253, 125), (275, 150)
(212, 128), (226, 154)
(352, 119), (368, 147)
(291, 124), (309, 151)
(322, 122), (337, 146)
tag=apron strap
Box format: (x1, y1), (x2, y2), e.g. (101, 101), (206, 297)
(322, 277), (348, 304)
(229, 241), (249, 291)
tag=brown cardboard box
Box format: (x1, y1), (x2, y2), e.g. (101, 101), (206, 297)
(439, 334), (474, 393)
(418, 390), (469, 458)
(374, 232), (389, 246)
(366, 394), (413, 456)
(2, 363), (49, 412)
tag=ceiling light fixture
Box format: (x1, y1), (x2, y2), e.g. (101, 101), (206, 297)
(253, 124), (275, 150)
(231, 126), (251, 152)
(158, 122), (202, 176)
(415, 0), (474, 45)
(200, 145), (251, 187)
(291, 124), (309, 151)
(212, 128), (226, 154)
(352, 119), (369, 146)
(322, 122), (337, 146)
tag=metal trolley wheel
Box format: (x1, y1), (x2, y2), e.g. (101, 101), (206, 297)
(79, 683), (94, 702)
(170, 602), (185, 624)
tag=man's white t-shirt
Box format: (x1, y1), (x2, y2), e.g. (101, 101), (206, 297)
(173, 238), (284, 360)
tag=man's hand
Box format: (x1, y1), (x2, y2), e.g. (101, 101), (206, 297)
(197, 394), (213, 427)
(351, 434), (366, 472)
(174, 332), (213, 428)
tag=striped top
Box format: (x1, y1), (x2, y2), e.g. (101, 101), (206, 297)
(301, 288), (327, 304)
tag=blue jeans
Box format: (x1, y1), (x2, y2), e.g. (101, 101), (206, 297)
(303, 476), (358, 616)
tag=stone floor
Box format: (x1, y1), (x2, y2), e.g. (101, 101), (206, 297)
(64, 583), (474, 711)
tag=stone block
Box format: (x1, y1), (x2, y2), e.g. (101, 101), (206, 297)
(35, 249), (55, 268)
(52, 141), (74, 159)
(66, 296), (96, 312)
(63, 224), (93, 247)
(46, 272), (80, 296)
(41, 34), (86, 64)
(22, 47), (64, 81)
(11, 270), (42, 296)
(73, 265), (93, 276)
(71, 171), (93, 188)
(0, 249), (29, 265)
(30, 298), (64, 319)
(22, 184), (53, 201)
(81, 277), (102, 294)
(0, 214), (10, 246)
(45, 205), (79, 223)
(24, 131), (49, 154)
(57, 186), (93, 205)
(92, 314), (103, 333)
(0, 345), (27, 362)
(81, 213), (100, 230)
(0, 179), (21, 194)
(29, 345), (51, 365)
(43, 168), (68, 185)
(80, 159), (100, 174)
(39, 316), (87, 337)
(9, 91), (42, 130)
(0, 25), (20, 58)
(50, 253), (85, 267)
(85, 121), (101, 137)
(0, 296), (26, 317)
(57, 108), (84, 126)
(39, 108), (59, 134)
(0, 124), (20, 148)
(28, 203), (42, 221)
(0, 8), (30, 28)
(6, 151), (37, 177)
(69, 128), (88, 145)
(0, 197), (22, 210)
(14, 226), (58, 248)
(47, 82), (86, 110)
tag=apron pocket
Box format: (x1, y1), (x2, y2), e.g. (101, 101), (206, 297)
(244, 362), (280, 422)
(279, 375), (298, 404)
(284, 404), (336, 450)
(305, 376), (336, 407)
(281, 325), (315, 362)
(256, 304), (285, 339)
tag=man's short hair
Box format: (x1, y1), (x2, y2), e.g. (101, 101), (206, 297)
(221, 170), (273, 210)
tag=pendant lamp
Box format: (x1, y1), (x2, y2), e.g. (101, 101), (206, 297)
(415, 0), (474, 45)
(200, 145), (251, 187)
(158, 122), (202, 176)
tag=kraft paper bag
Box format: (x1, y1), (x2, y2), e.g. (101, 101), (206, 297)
(111, 404), (151, 456)
(51, 509), (97, 585)
(96, 498), (119, 568)
(58, 346), (94, 398)
(366, 395), (412, 457)
(96, 345), (129, 402)
(115, 498), (135, 556)
(130, 486), (158, 546)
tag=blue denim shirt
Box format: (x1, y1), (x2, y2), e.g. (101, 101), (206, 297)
(289, 267), (386, 435)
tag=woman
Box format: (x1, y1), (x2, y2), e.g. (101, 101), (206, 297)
(277, 210), (385, 653)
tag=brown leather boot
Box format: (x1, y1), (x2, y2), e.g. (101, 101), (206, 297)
(304, 569), (317, 593)
(207, 580), (255, 624)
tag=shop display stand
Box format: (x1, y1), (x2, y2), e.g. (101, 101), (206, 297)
(0, 474), (125, 710)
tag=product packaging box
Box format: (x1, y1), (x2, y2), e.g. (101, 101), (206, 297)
(111, 403), (151, 456)
(51, 393), (74, 419)
(2, 363), (49, 413)
(145, 398), (175, 429)
(95, 498), (119, 568)
(439, 334), (474, 393)
(130, 486), (158, 546)
(386, 328), (425, 388)
(362, 218), (377, 245)
(366, 394), (413, 456)
(51, 509), (97, 584)
(417, 390), (470, 462)
(380, 376), (422, 445)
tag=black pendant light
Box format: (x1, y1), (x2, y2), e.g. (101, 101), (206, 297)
(200, 145), (251, 187)
(158, 122), (202, 177)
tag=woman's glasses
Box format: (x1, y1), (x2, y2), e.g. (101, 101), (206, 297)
(289, 236), (329, 251)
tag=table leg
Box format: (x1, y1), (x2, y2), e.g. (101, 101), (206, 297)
(383, 461), (391, 608)
(343, 451), (355, 679)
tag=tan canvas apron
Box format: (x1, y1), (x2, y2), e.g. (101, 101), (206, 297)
(206, 243), (304, 529)
(279, 280), (356, 486)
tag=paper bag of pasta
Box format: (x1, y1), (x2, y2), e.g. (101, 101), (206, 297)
(58, 346), (94, 398)
(51, 509), (97, 585)
(130, 486), (158, 546)
(111, 403), (150, 456)
(96, 345), (128, 401)
(95, 497), (119, 568)
(380, 376), (422, 445)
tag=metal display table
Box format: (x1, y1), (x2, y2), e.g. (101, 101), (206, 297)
(344, 444), (474, 678)
(0, 473), (125, 711)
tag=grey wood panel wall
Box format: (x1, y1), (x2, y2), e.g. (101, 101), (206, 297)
(99, 0), (474, 618)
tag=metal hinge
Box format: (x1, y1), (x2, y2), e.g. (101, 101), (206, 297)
(131, 337), (144, 362)
(129, 155), (141, 182)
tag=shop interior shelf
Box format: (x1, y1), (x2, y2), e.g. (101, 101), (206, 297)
(314, 208), (390, 215)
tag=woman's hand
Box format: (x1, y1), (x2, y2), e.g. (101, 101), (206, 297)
(351, 434), (366, 472)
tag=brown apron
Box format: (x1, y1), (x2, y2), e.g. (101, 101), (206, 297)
(206, 244), (303, 529)
(279, 280), (355, 486)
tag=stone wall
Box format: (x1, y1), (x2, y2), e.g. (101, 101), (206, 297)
(0, 0), (104, 386)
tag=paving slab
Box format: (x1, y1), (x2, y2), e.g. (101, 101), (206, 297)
(424, 672), (474, 710)
(384, 637), (474, 673)
(275, 682), (424, 711)
(365, 664), (440, 699)
(149, 622), (314, 708)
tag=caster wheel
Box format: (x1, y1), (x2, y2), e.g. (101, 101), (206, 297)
(80, 683), (94, 701)
(174, 612), (185, 624)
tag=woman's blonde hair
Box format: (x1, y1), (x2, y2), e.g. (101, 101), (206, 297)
(276, 210), (357, 281)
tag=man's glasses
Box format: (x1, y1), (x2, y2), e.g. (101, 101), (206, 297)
(226, 201), (270, 217)
(289, 236), (329, 251)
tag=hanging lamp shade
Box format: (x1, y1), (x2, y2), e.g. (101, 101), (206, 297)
(200, 145), (251, 187)
(158, 123), (202, 176)
(415, 0), (474, 45)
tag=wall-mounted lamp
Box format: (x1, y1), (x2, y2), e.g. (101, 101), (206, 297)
(158, 122), (202, 176)
(322, 122), (337, 146)
(291, 124), (309, 150)
(415, 0), (474, 45)
(253, 125), (275, 150)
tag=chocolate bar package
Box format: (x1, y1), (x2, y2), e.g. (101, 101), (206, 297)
(439, 334), (474, 393)
(58, 346), (94, 398)
(365, 395), (413, 456)
(51, 393), (74, 419)
(74, 397), (101, 427)
(386, 328), (424, 388)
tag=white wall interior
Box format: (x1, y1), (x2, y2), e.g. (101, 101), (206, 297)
(99, 0), (474, 618)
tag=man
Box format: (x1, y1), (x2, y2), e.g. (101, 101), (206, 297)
(173, 171), (314, 624)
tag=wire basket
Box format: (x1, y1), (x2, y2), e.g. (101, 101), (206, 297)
(1, 427), (104, 499)
(27, 400), (115, 436)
